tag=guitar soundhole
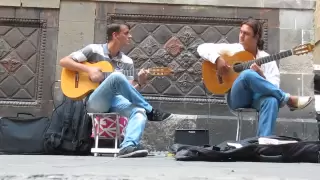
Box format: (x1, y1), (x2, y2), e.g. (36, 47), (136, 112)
(233, 63), (242, 73)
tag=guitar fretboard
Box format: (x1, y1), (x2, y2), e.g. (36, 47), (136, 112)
(233, 50), (293, 72)
(103, 69), (137, 79)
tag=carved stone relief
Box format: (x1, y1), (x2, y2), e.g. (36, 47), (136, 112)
(0, 18), (46, 107)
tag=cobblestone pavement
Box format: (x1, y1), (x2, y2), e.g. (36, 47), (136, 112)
(0, 154), (319, 180)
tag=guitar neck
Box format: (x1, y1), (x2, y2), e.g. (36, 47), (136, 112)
(234, 49), (293, 72)
(103, 68), (138, 78)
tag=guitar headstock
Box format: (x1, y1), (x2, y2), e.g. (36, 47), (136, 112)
(292, 42), (317, 56)
(149, 67), (173, 76)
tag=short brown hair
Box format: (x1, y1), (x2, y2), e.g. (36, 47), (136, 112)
(106, 23), (130, 41)
(241, 18), (264, 50)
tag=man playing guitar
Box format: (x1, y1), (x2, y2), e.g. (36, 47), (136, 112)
(197, 18), (313, 137)
(59, 23), (173, 158)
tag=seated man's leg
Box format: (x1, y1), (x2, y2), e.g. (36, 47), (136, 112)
(228, 71), (255, 110)
(252, 96), (279, 137)
(110, 95), (148, 158)
(86, 72), (172, 121)
(86, 71), (151, 113)
(230, 69), (312, 110)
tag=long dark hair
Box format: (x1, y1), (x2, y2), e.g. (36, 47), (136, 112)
(241, 18), (264, 50)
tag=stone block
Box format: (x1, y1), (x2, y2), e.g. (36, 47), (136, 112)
(162, 5), (237, 18)
(267, 28), (280, 54)
(280, 73), (303, 95)
(279, 9), (296, 29)
(236, 7), (261, 19)
(313, 47), (320, 65)
(279, 73), (314, 96)
(263, 0), (315, 9)
(55, 65), (62, 81)
(96, 2), (115, 20)
(302, 29), (315, 43)
(0, 7), (15, 18)
(260, 8), (280, 28)
(43, 27), (59, 79)
(278, 73), (315, 119)
(148, 100), (233, 116)
(294, 10), (314, 30)
(204, 0), (263, 8)
(142, 114), (198, 151)
(279, 9), (313, 30)
(15, 8), (40, 19)
(275, 118), (318, 139)
(279, 54), (313, 73)
(114, 3), (164, 16)
(123, 0), (314, 9)
(40, 9), (59, 28)
(21, 0), (60, 8)
(303, 73), (315, 96)
(279, 28), (302, 50)
(59, 1), (96, 22)
(94, 20), (108, 44)
(57, 21), (94, 61)
(53, 81), (64, 108)
(0, 0), (20, 7)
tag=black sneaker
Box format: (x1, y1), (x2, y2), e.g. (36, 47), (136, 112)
(147, 109), (173, 122)
(118, 145), (148, 158)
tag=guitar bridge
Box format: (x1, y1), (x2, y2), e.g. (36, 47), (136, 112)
(75, 72), (79, 88)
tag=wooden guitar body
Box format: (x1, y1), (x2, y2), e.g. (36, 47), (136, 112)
(202, 51), (255, 95)
(61, 61), (114, 100)
(60, 61), (173, 100)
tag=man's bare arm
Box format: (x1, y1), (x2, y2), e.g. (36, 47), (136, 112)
(59, 56), (91, 73)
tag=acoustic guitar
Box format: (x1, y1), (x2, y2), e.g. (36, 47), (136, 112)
(60, 61), (173, 100)
(202, 42), (318, 95)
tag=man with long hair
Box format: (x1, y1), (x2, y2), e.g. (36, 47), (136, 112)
(197, 18), (313, 137)
(59, 23), (173, 158)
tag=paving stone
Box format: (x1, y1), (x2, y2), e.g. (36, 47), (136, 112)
(0, 155), (319, 180)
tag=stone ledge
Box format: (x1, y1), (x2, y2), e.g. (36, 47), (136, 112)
(85, 0), (315, 9)
(0, 0), (315, 10)
(142, 115), (319, 151)
(0, 0), (60, 8)
(21, 0), (60, 8)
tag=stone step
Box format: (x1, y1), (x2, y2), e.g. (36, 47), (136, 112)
(141, 114), (320, 151)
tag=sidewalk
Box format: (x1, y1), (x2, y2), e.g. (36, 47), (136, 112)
(0, 154), (319, 180)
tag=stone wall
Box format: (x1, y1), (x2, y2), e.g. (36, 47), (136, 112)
(0, 0), (318, 150)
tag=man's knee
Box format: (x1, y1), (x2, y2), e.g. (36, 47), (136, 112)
(131, 107), (147, 123)
(108, 71), (126, 81)
(239, 69), (258, 80)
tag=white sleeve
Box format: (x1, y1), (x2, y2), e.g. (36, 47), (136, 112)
(197, 43), (241, 64)
(263, 61), (280, 88)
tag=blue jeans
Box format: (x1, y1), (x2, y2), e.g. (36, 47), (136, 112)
(227, 69), (290, 137)
(86, 72), (153, 149)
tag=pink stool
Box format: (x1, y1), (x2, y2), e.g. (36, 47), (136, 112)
(88, 113), (128, 157)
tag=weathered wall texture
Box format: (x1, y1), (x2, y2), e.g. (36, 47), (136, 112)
(0, 6), (59, 117)
(0, 0), (318, 150)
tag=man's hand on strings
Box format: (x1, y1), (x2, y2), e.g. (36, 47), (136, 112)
(216, 57), (231, 76)
(250, 63), (262, 73)
(88, 67), (104, 83)
(137, 68), (149, 86)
